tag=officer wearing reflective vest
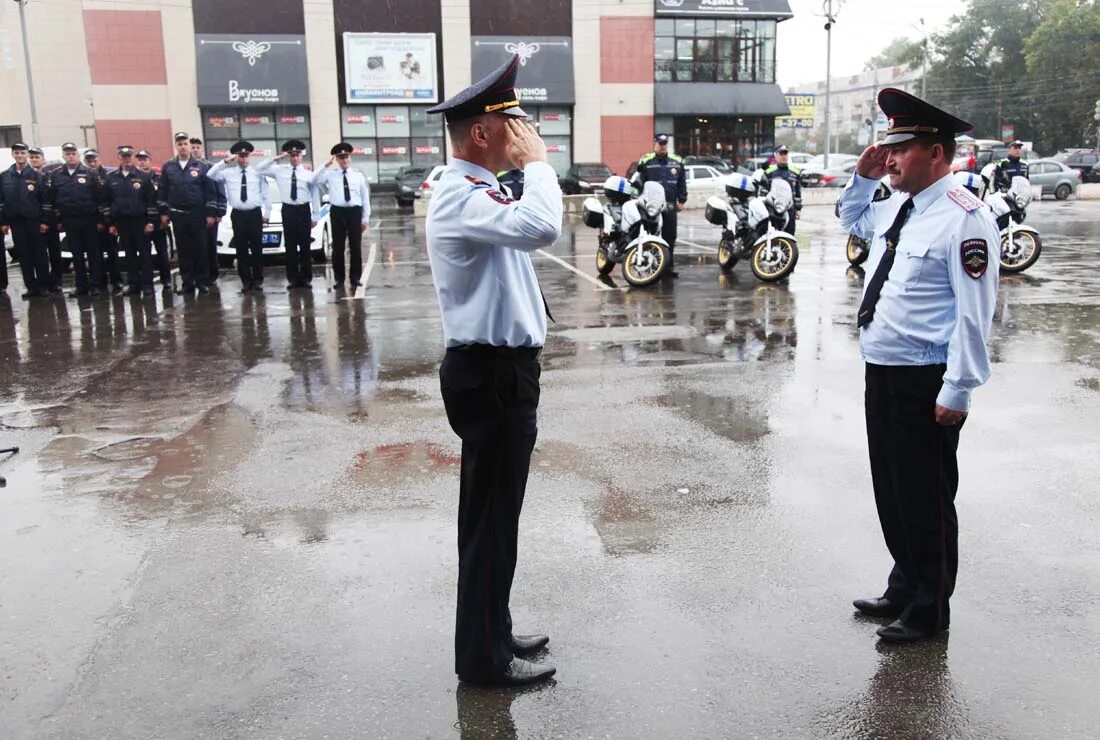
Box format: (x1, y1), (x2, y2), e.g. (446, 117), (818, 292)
(632, 133), (687, 277)
(992, 140), (1029, 192)
(765, 145), (803, 235)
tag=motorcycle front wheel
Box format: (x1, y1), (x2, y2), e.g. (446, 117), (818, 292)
(751, 237), (799, 282)
(1000, 230), (1041, 273)
(717, 234), (739, 271)
(846, 234), (870, 266)
(622, 240), (670, 287)
(596, 246), (615, 275)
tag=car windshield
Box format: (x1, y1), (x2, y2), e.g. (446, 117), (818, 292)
(400, 167), (430, 179)
(805, 154), (856, 169)
(576, 164), (611, 178)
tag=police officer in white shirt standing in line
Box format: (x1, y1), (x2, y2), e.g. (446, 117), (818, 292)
(208, 141), (272, 293)
(315, 143), (369, 291)
(425, 55), (562, 688)
(838, 88), (999, 645)
(255, 140), (318, 290)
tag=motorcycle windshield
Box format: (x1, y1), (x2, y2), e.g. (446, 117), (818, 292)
(1010, 176), (1031, 209)
(767, 179), (793, 213)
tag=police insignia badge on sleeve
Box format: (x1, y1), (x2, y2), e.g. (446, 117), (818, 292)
(961, 239), (988, 279)
(485, 189), (513, 205)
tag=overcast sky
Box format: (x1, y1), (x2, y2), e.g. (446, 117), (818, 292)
(776, 0), (964, 89)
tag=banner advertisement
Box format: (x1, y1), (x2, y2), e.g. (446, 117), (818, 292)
(776, 94), (815, 128)
(344, 33), (439, 104)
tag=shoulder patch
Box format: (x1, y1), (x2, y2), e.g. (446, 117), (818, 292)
(961, 238), (988, 279)
(484, 189), (513, 205)
(946, 186), (985, 212)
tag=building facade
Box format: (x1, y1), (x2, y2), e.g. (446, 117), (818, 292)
(0, 0), (792, 179)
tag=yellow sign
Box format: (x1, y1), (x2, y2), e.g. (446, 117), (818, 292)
(777, 94), (816, 129)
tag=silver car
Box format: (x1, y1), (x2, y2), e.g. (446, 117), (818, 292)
(1027, 159), (1082, 200)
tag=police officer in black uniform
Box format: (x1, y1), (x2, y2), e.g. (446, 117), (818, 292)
(44, 143), (110, 297)
(191, 137), (225, 286)
(992, 140), (1029, 192)
(0, 142), (51, 298)
(159, 132), (223, 294)
(106, 145), (158, 295)
(84, 149), (123, 294)
(764, 145), (803, 235)
(135, 150), (173, 289)
(497, 168), (525, 200)
(632, 133), (687, 277)
(28, 147), (64, 293)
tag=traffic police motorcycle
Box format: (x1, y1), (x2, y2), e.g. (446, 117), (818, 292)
(583, 177), (672, 287)
(704, 172), (800, 282)
(844, 176), (893, 267)
(986, 174), (1041, 273)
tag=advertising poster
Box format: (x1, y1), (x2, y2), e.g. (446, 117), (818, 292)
(344, 33), (438, 104)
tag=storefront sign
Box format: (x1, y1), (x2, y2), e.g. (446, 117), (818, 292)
(196, 34), (310, 106)
(280, 115), (306, 125)
(776, 94), (815, 128)
(471, 36), (575, 105)
(415, 146), (440, 155)
(379, 115), (405, 124)
(381, 146), (408, 155)
(243, 115), (271, 125)
(206, 115), (238, 128)
(352, 145), (374, 156)
(546, 144), (568, 153)
(345, 114), (373, 124)
(344, 33), (439, 104)
(654, 0), (793, 17)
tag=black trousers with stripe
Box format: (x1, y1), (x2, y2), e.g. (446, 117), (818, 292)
(865, 363), (960, 633)
(330, 205), (363, 284)
(440, 346), (541, 678)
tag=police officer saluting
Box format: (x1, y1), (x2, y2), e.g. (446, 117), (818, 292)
(44, 142), (110, 297)
(632, 133), (687, 277)
(765, 145), (803, 235)
(838, 88), (999, 644)
(208, 141), (271, 293)
(426, 55), (562, 687)
(105, 146), (158, 295)
(255, 140), (318, 289)
(28, 147), (64, 293)
(135, 150), (174, 289)
(160, 132), (223, 294)
(992, 139), (1029, 192)
(0, 142), (51, 298)
(316, 143), (370, 290)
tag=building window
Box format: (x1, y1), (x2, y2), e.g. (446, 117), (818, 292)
(201, 108), (313, 165)
(0, 126), (24, 148)
(655, 18), (776, 84)
(340, 105), (445, 184)
(527, 106), (573, 176)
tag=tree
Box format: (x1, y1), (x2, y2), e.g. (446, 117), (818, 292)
(864, 37), (925, 71)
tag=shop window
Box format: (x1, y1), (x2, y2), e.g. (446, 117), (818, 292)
(656, 19), (777, 84)
(202, 107), (313, 164)
(341, 104), (445, 184)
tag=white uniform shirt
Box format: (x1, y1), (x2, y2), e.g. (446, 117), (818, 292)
(426, 159), (563, 349)
(207, 160), (271, 218)
(315, 166), (370, 223)
(254, 158), (318, 219)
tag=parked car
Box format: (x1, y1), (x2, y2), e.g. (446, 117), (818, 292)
(560, 162), (614, 195)
(216, 181), (331, 267)
(821, 161), (857, 188)
(1053, 149), (1100, 183)
(744, 156), (772, 172)
(787, 151), (814, 166)
(683, 155), (734, 174)
(418, 164), (448, 201)
(684, 164), (729, 197)
(1027, 158), (1083, 199)
(394, 165), (433, 207)
(800, 153), (858, 187)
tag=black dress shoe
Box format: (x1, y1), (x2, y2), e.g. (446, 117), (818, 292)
(240, 284), (252, 294)
(89, 288), (103, 297)
(49, 286), (63, 294)
(876, 619), (944, 644)
(510, 634), (550, 657)
(123, 286), (142, 296)
(111, 284), (124, 295)
(459, 658), (556, 687)
(68, 289), (89, 298)
(853, 597), (905, 619)
(197, 285), (210, 295)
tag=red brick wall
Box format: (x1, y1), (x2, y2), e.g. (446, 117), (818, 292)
(602, 115), (654, 176)
(601, 17), (654, 84)
(84, 10), (167, 85)
(94, 120), (175, 165)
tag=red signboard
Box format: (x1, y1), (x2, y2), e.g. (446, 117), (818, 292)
(211, 148), (230, 158)
(381, 146), (408, 155)
(207, 116), (237, 128)
(352, 146), (373, 156)
(380, 115), (405, 124)
(542, 113), (562, 122)
(414, 146), (439, 155)
(546, 144), (568, 153)
(243, 116), (271, 125)
(346, 115), (372, 124)
(280, 115), (306, 124)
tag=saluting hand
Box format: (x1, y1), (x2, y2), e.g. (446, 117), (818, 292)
(144, 224), (154, 234)
(505, 119), (547, 169)
(161, 214), (170, 228)
(934, 404), (967, 427)
(1, 225), (8, 235)
(856, 143), (890, 179)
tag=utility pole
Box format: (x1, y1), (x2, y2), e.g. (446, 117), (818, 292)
(920, 17), (928, 99)
(823, 0), (839, 167)
(15, 0), (41, 144)
(1094, 99), (1100, 150)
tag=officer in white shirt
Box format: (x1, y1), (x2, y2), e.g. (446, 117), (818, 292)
(426, 54), (562, 688)
(208, 140), (272, 293)
(315, 143), (370, 290)
(255, 140), (318, 290)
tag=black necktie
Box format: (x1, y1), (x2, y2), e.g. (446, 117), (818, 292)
(290, 167), (298, 201)
(857, 198), (914, 329)
(240, 169), (248, 202)
(343, 171), (351, 203)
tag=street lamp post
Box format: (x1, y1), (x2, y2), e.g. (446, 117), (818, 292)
(14, 0), (40, 144)
(920, 17), (928, 99)
(823, 0), (839, 168)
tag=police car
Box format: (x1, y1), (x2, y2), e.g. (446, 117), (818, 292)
(215, 182), (332, 267)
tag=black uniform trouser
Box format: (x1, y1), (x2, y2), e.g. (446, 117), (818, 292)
(206, 222), (220, 283)
(63, 215), (103, 292)
(282, 203), (313, 286)
(232, 208), (264, 287)
(45, 227), (63, 289)
(9, 219), (50, 293)
(98, 230), (122, 287)
(784, 211), (798, 236)
(661, 207), (678, 261)
(170, 210), (208, 290)
(330, 205), (363, 284)
(0, 231), (8, 289)
(440, 346), (541, 678)
(865, 363), (960, 634)
(151, 227), (172, 285)
(117, 218), (151, 289)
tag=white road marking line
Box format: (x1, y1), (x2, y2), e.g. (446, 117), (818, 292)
(353, 234), (380, 298)
(677, 238), (717, 253)
(536, 249), (619, 291)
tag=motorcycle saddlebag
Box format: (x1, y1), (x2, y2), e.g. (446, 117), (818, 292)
(582, 197), (604, 229)
(704, 196), (728, 226)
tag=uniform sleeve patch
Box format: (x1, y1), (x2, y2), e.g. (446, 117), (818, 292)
(485, 189), (514, 205)
(961, 238), (988, 279)
(946, 187), (984, 212)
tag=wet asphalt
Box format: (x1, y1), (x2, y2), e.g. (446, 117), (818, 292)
(1, 194), (1099, 739)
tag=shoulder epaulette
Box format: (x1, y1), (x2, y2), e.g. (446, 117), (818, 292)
(946, 186), (985, 212)
(464, 175), (489, 188)
(639, 153), (656, 164)
(765, 164), (778, 174)
(669, 154), (683, 163)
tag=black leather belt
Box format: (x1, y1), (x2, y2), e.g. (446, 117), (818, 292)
(448, 343), (542, 359)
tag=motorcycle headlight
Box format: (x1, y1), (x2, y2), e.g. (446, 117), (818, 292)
(645, 202), (660, 218)
(1015, 195), (1027, 209)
